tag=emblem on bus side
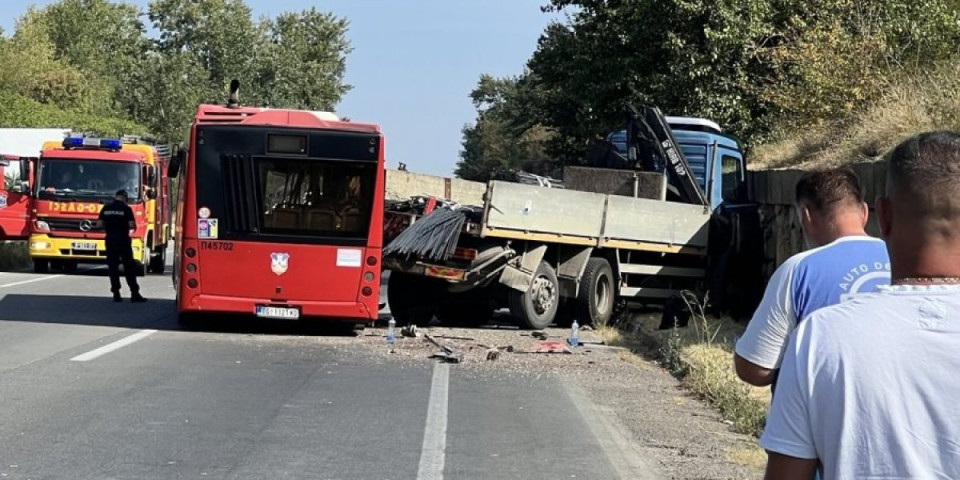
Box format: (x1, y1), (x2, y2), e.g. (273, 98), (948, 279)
(270, 252), (290, 276)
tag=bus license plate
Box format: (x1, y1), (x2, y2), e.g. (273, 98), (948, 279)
(71, 241), (97, 251)
(255, 305), (300, 320)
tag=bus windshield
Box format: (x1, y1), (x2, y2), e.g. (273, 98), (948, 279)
(38, 159), (141, 202)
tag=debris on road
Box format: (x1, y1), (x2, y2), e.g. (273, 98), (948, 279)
(485, 349), (501, 361)
(523, 340), (573, 354)
(401, 324), (419, 338)
(424, 333), (465, 364)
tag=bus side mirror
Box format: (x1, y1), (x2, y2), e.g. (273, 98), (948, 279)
(168, 149), (185, 179)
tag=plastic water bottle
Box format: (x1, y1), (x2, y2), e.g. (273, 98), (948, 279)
(569, 319), (579, 347)
(386, 318), (396, 345)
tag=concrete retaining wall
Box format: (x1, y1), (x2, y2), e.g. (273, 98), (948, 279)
(384, 169), (485, 206)
(748, 160), (887, 276)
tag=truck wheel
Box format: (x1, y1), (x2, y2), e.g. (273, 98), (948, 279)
(509, 260), (559, 330)
(576, 257), (615, 326)
(387, 271), (443, 326)
(33, 259), (49, 274)
(436, 290), (495, 327)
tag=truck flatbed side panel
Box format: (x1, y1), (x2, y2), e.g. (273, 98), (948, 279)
(602, 195), (710, 249)
(482, 181), (605, 241)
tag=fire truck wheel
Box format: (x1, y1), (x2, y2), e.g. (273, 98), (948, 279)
(149, 248), (166, 274)
(136, 247), (150, 277)
(33, 259), (49, 274)
(387, 271), (443, 326)
(576, 257), (614, 326)
(508, 260), (559, 330)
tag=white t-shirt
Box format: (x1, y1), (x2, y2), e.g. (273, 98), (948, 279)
(760, 284), (960, 479)
(735, 236), (890, 370)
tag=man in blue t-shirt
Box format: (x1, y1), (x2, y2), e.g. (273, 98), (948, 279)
(734, 167), (890, 391)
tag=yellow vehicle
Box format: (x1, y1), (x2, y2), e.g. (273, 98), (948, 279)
(28, 135), (172, 275)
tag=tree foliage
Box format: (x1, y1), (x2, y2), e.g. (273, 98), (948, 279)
(0, 0), (353, 144)
(458, 0), (960, 179)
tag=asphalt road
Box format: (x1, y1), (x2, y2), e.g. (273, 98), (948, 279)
(0, 256), (662, 480)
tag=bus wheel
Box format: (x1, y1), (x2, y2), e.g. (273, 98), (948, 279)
(33, 259), (49, 274)
(576, 257), (614, 326)
(509, 260), (559, 330)
(387, 271), (442, 326)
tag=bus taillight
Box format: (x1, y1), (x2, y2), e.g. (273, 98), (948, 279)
(366, 255), (377, 266)
(361, 286), (373, 296)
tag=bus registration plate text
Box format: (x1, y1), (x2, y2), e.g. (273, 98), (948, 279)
(255, 305), (300, 320)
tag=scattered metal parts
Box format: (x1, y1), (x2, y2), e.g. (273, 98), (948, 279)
(424, 333), (465, 364)
(401, 324), (419, 338)
(485, 349), (500, 361)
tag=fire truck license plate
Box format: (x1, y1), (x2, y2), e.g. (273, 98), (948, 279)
(255, 305), (300, 320)
(71, 242), (97, 250)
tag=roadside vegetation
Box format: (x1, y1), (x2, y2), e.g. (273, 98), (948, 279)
(596, 292), (770, 469)
(0, 242), (29, 271)
(456, 1), (960, 179)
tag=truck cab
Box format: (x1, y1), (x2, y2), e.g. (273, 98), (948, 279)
(605, 117), (748, 212)
(0, 155), (32, 241)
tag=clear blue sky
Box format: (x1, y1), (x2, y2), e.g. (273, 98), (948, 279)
(1, 1), (567, 177)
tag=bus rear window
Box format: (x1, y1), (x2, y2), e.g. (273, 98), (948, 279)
(255, 158), (376, 238)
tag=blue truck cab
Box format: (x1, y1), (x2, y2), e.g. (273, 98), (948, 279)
(605, 116), (748, 212)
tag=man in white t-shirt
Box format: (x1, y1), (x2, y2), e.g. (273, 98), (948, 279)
(760, 130), (960, 478)
(734, 168), (890, 390)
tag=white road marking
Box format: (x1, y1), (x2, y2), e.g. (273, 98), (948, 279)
(561, 378), (662, 480)
(0, 275), (63, 288)
(70, 329), (158, 362)
(417, 362), (450, 480)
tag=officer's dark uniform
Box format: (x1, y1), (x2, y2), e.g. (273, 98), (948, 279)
(98, 190), (146, 303)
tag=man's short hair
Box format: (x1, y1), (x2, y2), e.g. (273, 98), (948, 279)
(887, 130), (960, 196)
(794, 167), (864, 213)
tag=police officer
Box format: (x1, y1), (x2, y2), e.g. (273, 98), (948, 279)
(96, 190), (146, 303)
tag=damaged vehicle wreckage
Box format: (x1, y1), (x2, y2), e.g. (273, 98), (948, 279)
(382, 103), (766, 330)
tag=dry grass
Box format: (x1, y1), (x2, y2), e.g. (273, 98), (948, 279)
(606, 293), (771, 439)
(0, 241), (28, 271)
(726, 444), (767, 471)
(751, 62), (960, 170)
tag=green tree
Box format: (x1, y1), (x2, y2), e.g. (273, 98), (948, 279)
(255, 8), (353, 110)
(455, 74), (553, 181)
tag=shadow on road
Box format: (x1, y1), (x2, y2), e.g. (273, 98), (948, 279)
(0, 293), (369, 338)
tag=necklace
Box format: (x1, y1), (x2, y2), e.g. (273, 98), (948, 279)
(893, 277), (960, 285)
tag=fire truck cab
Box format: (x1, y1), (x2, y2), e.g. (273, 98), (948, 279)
(28, 135), (171, 275)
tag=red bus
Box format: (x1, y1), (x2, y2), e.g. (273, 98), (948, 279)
(168, 94), (385, 329)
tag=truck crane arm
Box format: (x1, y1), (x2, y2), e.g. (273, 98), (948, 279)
(624, 103), (708, 207)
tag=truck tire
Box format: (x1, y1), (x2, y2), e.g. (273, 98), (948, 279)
(509, 260), (560, 330)
(387, 271), (443, 326)
(436, 289), (495, 327)
(33, 259), (49, 274)
(576, 257), (614, 326)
